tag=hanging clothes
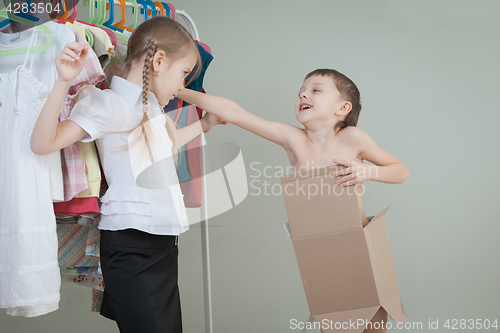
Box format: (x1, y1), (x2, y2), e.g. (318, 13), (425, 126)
(54, 32), (105, 298)
(0, 21), (76, 203)
(74, 141), (102, 199)
(56, 30), (106, 202)
(63, 21), (86, 40)
(64, 22), (111, 69)
(166, 42), (214, 207)
(0, 26), (61, 317)
(72, 21), (116, 55)
(88, 31), (111, 69)
(104, 35), (128, 88)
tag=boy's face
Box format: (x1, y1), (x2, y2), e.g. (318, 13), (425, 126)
(295, 75), (345, 126)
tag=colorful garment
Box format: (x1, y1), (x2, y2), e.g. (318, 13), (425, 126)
(58, 31), (105, 201)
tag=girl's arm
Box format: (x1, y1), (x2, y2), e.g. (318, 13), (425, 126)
(331, 127), (409, 186)
(177, 88), (304, 149)
(31, 42), (89, 155)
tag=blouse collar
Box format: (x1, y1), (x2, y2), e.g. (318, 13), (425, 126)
(109, 75), (160, 108)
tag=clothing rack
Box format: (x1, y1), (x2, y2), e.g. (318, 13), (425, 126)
(110, 1), (200, 40)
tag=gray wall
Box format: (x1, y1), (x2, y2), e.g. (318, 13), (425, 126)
(2, 0), (499, 332)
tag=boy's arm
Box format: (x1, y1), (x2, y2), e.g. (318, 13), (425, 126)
(357, 129), (409, 184)
(177, 88), (303, 149)
(176, 112), (227, 147)
(332, 127), (409, 185)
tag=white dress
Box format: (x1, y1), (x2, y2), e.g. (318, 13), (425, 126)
(0, 27), (60, 317)
(0, 21), (75, 202)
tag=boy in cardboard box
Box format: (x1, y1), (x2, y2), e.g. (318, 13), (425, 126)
(178, 68), (409, 332)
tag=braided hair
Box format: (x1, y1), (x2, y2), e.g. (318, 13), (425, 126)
(121, 17), (201, 166)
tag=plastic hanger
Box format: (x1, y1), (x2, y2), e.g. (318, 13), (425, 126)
(112, 0), (128, 31)
(153, 2), (165, 16)
(82, 0), (96, 23)
(68, 0), (114, 48)
(56, 0), (70, 21)
(53, 0), (93, 47)
(161, 2), (170, 17)
(146, 0), (158, 17)
(166, 3), (176, 20)
(176, 10), (199, 41)
(102, 0), (118, 30)
(93, 0), (127, 43)
(90, 0), (127, 44)
(85, 29), (94, 47)
(91, 0), (106, 25)
(137, 0), (157, 20)
(57, 0), (78, 23)
(123, 0), (139, 32)
(50, 0), (63, 19)
(0, 24), (52, 57)
(136, 0), (145, 16)
(103, 0), (125, 32)
(67, 0), (78, 22)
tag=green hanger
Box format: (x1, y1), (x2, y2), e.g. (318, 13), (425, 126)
(82, 0), (96, 23)
(91, 0), (106, 25)
(114, 31), (129, 43)
(125, 0), (139, 31)
(85, 28), (94, 47)
(92, 0), (129, 44)
(0, 24), (53, 57)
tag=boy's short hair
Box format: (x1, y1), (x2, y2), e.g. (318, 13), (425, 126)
(305, 69), (361, 134)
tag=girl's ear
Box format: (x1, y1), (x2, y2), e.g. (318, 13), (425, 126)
(335, 101), (352, 116)
(153, 50), (168, 72)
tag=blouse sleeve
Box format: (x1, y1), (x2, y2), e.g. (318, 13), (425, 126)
(68, 86), (113, 142)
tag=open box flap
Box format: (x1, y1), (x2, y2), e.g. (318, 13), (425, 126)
(364, 214), (400, 304)
(366, 205), (392, 226)
(313, 306), (380, 333)
(382, 291), (407, 323)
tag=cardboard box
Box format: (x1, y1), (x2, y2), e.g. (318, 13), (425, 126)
(280, 165), (406, 332)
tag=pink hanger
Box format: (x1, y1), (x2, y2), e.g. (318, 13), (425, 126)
(167, 3), (176, 21)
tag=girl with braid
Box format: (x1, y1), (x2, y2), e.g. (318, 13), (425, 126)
(31, 17), (225, 332)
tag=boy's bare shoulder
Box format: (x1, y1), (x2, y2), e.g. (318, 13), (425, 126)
(337, 126), (371, 144)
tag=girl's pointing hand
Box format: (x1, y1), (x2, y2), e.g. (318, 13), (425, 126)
(55, 42), (88, 84)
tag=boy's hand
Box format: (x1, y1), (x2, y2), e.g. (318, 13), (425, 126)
(331, 159), (374, 186)
(201, 111), (228, 133)
(55, 42), (88, 84)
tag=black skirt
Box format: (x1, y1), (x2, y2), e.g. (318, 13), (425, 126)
(99, 229), (182, 333)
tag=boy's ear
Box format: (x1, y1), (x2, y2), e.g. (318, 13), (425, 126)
(335, 101), (352, 116)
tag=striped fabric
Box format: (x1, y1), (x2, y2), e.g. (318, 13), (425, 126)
(57, 223), (99, 271)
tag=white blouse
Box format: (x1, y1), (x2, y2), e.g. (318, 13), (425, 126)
(68, 76), (189, 235)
